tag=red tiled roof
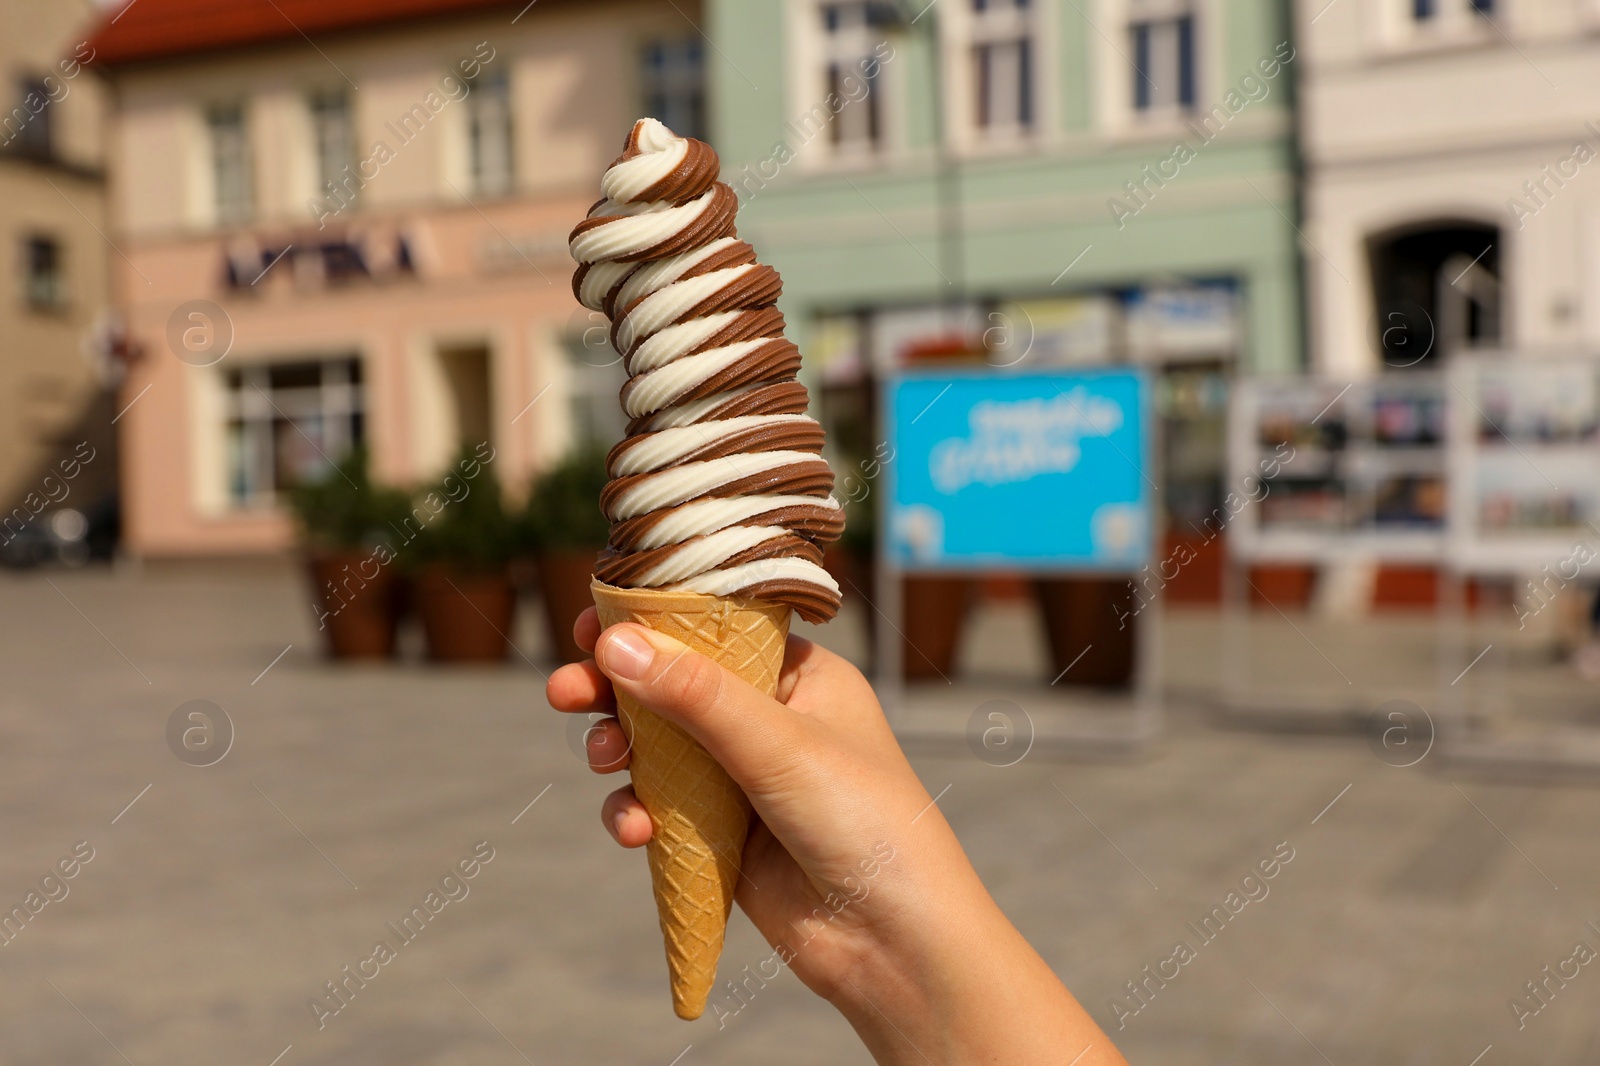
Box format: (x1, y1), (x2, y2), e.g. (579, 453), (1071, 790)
(85, 0), (523, 67)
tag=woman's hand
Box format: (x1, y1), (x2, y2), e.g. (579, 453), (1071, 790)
(548, 609), (1127, 1065)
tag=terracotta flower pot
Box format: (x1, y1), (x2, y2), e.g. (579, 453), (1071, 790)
(536, 548), (600, 664)
(822, 544), (873, 650)
(415, 565), (516, 663)
(899, 575), (970, 681)
(1033, 577), (1136, 689)
(1248, 564), (1317, 610)
(306, 550), (402, 660)
(846, 554), (970, 681)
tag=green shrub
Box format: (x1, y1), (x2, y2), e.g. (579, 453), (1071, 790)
(520, 446), (612, 552)
(409, 445), (515, 571)
(286, 448), (411, 551)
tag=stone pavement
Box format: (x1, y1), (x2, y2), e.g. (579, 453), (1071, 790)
(0, 561), (1595, 1064)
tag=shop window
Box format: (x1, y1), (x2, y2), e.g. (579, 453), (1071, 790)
(640, 39), (705, 142)
(467, 68), (514, 196)
(224, 358), (363, 507)
(970, 0), (1036, 135)
(207, 102), (253, 225)
(22, 235), (62, 310)
(1129, 4), (1195, 115)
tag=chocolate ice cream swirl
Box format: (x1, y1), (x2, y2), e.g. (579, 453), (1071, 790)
(568, 119), (843, 623)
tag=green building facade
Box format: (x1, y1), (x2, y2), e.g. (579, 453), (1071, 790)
(705, 0), (1302, 536)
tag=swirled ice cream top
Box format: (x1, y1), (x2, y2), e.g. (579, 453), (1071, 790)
(567, 119), (843, 623)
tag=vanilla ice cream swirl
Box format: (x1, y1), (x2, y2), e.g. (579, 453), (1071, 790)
(568, 119), (843, 622)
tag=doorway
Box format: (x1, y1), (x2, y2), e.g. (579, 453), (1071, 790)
(1368, 220), (1501, 370)
(436, 344), (492, 453)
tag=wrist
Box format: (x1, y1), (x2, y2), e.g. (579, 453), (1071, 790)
(820, 831), (1120, 1065)
(821, 830), (1015, 1061)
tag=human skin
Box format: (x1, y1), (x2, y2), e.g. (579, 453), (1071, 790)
(547, 608), (1129, 1065)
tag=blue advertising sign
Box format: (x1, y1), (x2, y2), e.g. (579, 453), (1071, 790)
(886, 369), (1152, 571)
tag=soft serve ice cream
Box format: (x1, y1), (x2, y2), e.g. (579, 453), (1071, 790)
(568, 119), (843, 622)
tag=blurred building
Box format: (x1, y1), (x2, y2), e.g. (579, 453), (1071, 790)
(1298, 0), (1597, 375)
(1291, 1), (1600, 608)
(0, 0), (114, 532)
(709, 0), (1305, 581)
(87, 0), (704, 556)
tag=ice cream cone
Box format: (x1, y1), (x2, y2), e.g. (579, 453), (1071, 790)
(590, 579), (791, 1019)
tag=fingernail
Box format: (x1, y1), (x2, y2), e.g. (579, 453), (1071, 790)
(612, 809), (629, 837)
(602, 627), (653, 681)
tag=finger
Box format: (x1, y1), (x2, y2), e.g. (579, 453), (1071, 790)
(573, 607), (602, 654)
(547, 660), (615, 714)
(593, 623), (813, 794)
(584, 716), (632, 773)
(601, 785), (652, 848)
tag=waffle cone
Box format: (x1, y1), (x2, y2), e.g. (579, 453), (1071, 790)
(590, 579), (791, 1019)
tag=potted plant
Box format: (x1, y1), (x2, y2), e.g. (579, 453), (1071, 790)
(410, 447), (517, 663)
(1034, 577), (1136, 688)
(288, 448), (411, 660)
(520, 447), (610, 663)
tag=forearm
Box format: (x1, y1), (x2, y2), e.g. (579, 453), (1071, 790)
(829, 843), (1127, 1065)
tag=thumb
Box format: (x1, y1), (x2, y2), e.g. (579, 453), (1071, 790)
(594, 622), (808, 793)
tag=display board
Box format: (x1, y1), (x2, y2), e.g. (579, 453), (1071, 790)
(1447, 353), (1600, 574)
(886, 368), (1153, 571)
(1229, 375), (1447, 563)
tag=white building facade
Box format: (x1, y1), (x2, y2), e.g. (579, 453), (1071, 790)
(1299, 0), (1600, 377)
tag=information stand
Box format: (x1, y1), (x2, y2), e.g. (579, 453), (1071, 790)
(1225, 375), (1448, 720)
(1228, 359), (1600, 771)
(1439, 353), (1600, 772)
(877, 367), (1161, 751)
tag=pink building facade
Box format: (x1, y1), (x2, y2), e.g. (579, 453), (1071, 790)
(90, 0), (703, 555)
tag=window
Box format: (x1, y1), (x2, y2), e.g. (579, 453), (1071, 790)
(224, 358), (363, 507)
(467, 69), (514, 196)
(1130, 11), (1195, 115)
(1404, 0), (1495, 33)
(7, 76), (53, 157)
(641, 39), (706, 141)
(821, 2), (892, 153)
(22, 236), (62, 309)
(310, 90), (356, 205)
(564, 327), (627, 450)
(207, 102), (253, 225)
(970, 0), (1035, 135)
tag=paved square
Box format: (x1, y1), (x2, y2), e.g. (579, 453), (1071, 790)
(0, 563), (1593, 1064)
